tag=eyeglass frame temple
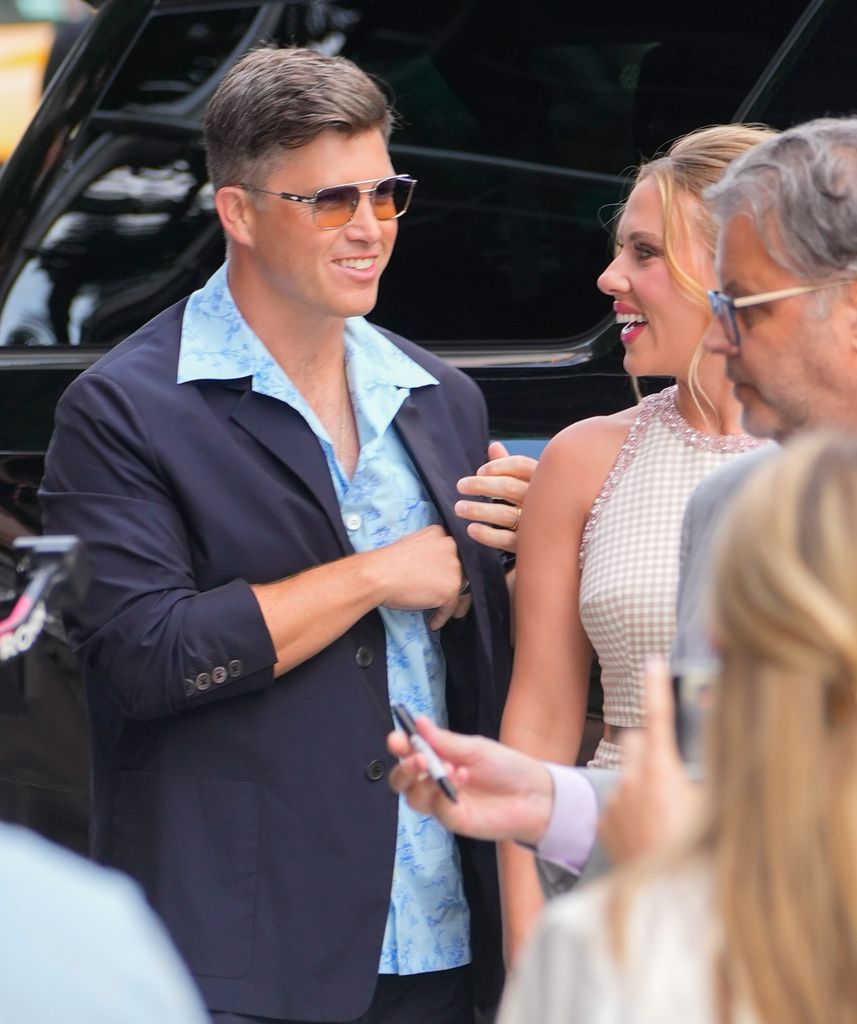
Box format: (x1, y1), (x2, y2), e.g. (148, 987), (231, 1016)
(731, 280), (850, 310)
(708, 279), (854, 347)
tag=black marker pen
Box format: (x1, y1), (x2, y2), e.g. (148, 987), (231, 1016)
(392, 703), (458, 803)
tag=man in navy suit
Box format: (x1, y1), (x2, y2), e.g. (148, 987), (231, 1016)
(40, 47), (510, 1024)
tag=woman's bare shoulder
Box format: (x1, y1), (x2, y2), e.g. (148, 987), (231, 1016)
(529, 404), (642, 518)
(543, 405), (640, 469)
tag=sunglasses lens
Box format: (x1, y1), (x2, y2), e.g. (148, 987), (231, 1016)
(372, 177), (413, 220)
(314, 185), (360, 227)
(312, 177), (415, 227)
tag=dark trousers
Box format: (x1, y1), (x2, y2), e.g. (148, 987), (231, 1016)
(210, 965), (475, 1024)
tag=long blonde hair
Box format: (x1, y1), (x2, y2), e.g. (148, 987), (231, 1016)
(628, 124), (776, 425)
(701, 431), (857, 1021)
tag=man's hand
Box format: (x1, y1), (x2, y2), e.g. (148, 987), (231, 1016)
(455, 441), (537, 553)
(388, 717), (554, 846)
(365, 525), (469, 630)
(598, 656), (701, 864)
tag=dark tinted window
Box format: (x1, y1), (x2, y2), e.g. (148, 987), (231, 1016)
(99, 7), (261, 110)
(347, 1), (807, 345)
(751, 2), (857, 125)
(0, 0), (849, 356)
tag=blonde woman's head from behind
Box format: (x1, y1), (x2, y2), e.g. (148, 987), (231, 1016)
(711, 430), (857, 772)
(706, 430), (857, 1023)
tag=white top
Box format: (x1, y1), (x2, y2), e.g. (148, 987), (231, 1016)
(497, 862), (756, 1024)
(0, 822), (207, 1023)
(579, 386), (766, 768)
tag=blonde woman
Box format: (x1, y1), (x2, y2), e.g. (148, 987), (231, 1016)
(498, 429), (857, 1024)
(494, 124), (774, 961)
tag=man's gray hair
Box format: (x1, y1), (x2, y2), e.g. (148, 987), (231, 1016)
(706, 117), (857, 281)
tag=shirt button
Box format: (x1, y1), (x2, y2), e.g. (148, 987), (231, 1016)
(227, 659), (243, 678)
(344, 512), (362, 531)
(355, 646), (373, 668)
(365, 759), (386, 782)
(195, 672), (212, 691)
(212, 666), (228, 685)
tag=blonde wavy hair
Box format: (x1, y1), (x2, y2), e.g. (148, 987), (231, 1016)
(699, 430), (857, 1021)
(627, 124), (776, 425)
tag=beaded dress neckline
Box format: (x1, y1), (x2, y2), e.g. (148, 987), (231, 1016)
(655, 385), (767, 454)
(580, 385), (767, 568)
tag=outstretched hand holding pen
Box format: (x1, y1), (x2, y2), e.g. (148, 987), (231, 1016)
(387, 715), (554, 846)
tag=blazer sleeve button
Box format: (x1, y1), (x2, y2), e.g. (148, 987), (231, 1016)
(183, 678), (195, 697)
(365, 759), (386, 781)
(227, 659), (243, 678)
(195, 672), (212, 691)
(355, 645), (373, 668)
(211, 666), (228, 685)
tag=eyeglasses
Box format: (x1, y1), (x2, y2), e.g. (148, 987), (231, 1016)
(707, 280), (852, 348)
(238, 174), (417, 229)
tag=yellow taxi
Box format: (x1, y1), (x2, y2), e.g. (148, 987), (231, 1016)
(0, 0), (90, 162)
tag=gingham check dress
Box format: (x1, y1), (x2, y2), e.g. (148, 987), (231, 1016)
(579, 386), (767, 769)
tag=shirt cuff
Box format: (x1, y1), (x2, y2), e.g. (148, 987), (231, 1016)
(535, 764), (599, 875)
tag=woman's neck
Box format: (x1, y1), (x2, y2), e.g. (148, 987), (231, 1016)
(674, 355), (747, 436)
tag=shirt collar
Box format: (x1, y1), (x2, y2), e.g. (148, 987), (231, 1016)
(343, 317), (438, 444)
(177, 264), (438, 435)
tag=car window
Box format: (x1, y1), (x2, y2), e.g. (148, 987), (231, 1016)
(347, 1), (810, 350)
(747, 1), (857, 127)
(0, 0), (846, 357)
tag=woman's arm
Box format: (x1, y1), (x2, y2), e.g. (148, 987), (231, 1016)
(498, 412), (632, 964)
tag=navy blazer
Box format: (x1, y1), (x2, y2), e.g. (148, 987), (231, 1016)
(40, 300), (511, 1020)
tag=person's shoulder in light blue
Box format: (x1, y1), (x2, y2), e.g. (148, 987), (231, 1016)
(0, 822), (208, 1023)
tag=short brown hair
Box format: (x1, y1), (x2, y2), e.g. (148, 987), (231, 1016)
(203, 47), (395, 189)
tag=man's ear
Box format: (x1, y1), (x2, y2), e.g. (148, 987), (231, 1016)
(214, 186), (256, 249)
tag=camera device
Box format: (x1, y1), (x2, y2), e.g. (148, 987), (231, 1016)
(671, 658), (719, 775)
(0, 536), (88, 666)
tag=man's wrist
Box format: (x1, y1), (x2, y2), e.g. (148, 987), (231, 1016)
(512, 763), (555, 848)
(529, 764), (598, 874)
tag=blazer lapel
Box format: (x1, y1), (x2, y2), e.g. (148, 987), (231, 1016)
(228, 385), (351, 554)
(394, 391), (470, 553)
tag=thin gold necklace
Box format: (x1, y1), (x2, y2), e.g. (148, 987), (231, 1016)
(338, 371), (352, 464)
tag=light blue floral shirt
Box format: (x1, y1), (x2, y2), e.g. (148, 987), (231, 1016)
(178, 264), (471, 975)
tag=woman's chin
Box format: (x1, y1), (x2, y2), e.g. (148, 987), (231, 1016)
(623, 347), (682, 381)
(622, 349), (651, 377)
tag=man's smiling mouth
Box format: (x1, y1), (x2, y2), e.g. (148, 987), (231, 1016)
(334, 257), (375, 270)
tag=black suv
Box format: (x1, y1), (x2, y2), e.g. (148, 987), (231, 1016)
(0, 0), (855, 852)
